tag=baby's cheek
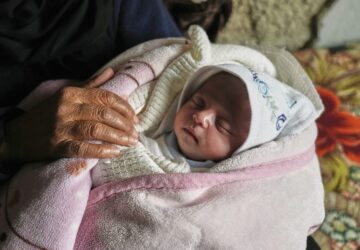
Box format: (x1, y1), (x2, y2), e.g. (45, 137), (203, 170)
(203, 134), (232, 160)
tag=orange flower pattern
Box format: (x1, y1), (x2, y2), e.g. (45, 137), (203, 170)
(316, 86), (360, 164)
(295, 46), (360, 250)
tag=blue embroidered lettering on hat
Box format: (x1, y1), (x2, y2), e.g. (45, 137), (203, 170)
(276, 114), (287, 131)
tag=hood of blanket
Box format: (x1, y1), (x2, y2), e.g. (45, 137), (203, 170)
(171, 63), (317, 154)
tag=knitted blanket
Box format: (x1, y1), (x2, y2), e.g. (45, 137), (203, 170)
(0, 26), (325, 249)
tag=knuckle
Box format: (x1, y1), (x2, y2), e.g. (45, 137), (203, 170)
(107, 93), (118, 105)
(78, 144), (88, 157)
(97, 146), (108, 156)
(88, 123), (100, 138)
(71, 123), (83, 136)
(59, 86), (75, 99)
(62, 141), (80, 156)
(69, 142), (82, 156)
(55, 104), (68, 118)
(75, 122), (89, 137)
(101, 91), (117, 105)
(70, 122), (98, 139)
(99, 107), (112, 121)
(71, 122), (83, 135)
(97, 90), (109, 103)
(78, 103), (87, 113)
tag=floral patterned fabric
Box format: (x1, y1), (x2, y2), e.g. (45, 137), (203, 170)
(295, 45), (360, 250)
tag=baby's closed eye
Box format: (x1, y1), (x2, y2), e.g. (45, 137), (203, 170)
(191, 96), (205, 109)
(216, 120), (232, 135)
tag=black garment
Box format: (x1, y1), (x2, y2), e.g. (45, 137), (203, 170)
(165, 0), (233, 42)
(306, 236), (321, 250)
(0, 0), (182, 107)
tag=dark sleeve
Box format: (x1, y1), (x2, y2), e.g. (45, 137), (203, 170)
(0, 0), (182, 107)
(306, 236), (320, 250)
(115, 0), (183, 52)
(0, 0), (115, 107)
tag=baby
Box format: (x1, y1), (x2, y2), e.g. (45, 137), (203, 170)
(165, 63), (313, 166)
(173, 70), (251, 162)
(92, 63), (315, 185)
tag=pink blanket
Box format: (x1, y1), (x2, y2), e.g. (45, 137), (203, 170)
(0, 29), (324, 249)
(0, 138), (323, 249)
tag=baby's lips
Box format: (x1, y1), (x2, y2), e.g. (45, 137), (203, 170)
(185, 127), (199, 142)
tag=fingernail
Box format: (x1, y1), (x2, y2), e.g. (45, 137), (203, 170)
(111, 147), (121, 156)
(129, 137), (138, 145)
(132, 130), (139, 138)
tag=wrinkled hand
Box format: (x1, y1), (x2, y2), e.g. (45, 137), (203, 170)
(1, 68), (139, 162)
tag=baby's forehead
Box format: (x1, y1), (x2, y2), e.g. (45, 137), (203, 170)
(194, 71), (251, 125)
(194, 72), (249, 104)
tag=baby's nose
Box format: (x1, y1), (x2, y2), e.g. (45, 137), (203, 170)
(193, 109), (216, 128)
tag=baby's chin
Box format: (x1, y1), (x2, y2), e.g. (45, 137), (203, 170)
(175, 130), (231, 162)
(178, 143), (202, 161)
(177, 139), (205, 161)
(178, 143), (228, 162)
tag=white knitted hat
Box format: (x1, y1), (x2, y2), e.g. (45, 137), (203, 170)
(177, 63), (317, 154)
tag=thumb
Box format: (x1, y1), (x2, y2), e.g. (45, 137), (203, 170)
(84, 68), (115, 88)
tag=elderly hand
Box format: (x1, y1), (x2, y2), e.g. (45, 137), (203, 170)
(1, 68), (139, 162)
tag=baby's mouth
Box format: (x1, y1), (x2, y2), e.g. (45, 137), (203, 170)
(183, 127), (198, 143)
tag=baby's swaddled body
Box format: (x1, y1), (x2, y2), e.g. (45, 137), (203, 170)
(91, 60), (317, 188)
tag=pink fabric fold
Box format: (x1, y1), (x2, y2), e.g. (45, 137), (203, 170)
(89, 145), (315, 206)
(74, 145), (323, 250)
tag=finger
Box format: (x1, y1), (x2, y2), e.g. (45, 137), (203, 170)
(58, 140), (122, 158)
(84, 68), (114, 88)
(59, 87), (138, 124)
(82, 88), (138, 123)
(67, 121), (138, 147)
(72, 104), (138, 136)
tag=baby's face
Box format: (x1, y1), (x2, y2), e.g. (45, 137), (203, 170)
(174, 72), (251, 161)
